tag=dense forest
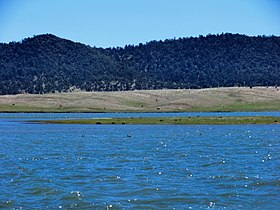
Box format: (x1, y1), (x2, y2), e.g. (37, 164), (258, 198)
(0, 33), (280, 94)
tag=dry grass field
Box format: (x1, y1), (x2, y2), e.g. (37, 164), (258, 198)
(0, 87), (280, 112)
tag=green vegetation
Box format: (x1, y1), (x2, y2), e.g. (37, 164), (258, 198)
(1, 33), (280, 95)
(36, 116), (280, 125)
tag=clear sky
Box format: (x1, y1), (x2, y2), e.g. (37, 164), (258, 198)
(0, 0), (279, 47)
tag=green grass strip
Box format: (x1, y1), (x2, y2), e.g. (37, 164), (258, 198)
(34, 116), (280, 125)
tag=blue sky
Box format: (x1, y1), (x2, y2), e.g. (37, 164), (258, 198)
(0, 0), (279, 47)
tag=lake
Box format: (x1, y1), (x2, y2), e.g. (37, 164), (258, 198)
(0, 112), (280, 209)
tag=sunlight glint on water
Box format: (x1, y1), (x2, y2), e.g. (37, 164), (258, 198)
(0, 113), (279, 209)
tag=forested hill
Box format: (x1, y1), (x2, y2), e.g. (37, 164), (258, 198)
(0, 33), (280, 95)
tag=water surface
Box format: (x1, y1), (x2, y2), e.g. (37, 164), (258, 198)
(0, 113), (279, 209)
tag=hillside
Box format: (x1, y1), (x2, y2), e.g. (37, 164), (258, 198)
(0, 33), (280, 95)
(0, 87), (280, 112)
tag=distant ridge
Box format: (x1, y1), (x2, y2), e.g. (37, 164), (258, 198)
(0, 33), (280, 94)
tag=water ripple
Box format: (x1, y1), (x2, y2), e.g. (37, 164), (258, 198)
(0, 114), (280, 209)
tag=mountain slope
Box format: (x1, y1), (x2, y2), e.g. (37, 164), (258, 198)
(0, 33), (280, 94)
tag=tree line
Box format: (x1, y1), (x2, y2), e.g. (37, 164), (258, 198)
(0, 33), (279, 95)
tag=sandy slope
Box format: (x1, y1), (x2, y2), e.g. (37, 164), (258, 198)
(0, 87), (280, 112)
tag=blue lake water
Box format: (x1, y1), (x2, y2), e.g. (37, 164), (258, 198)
(0, 112), (280, 209)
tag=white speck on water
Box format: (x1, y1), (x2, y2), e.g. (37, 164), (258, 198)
(4, 113), (280, 209)
(209, 202), (215, 207)
(71, 191), (84, 200)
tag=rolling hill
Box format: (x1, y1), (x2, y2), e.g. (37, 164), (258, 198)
(0, 33), (280, 95)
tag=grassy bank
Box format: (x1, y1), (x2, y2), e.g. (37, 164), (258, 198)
(1, 87), (280, 113)
(36, 116), (280, 125)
